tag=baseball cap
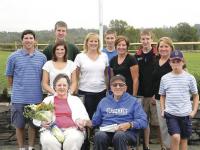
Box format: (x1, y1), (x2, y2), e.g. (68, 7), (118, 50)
(170, 50), (183, 60)
(110, 75), (126, 84)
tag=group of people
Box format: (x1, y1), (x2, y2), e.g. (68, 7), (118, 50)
(5, 20), (199, 150)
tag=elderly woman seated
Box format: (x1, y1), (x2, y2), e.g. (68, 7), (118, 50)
(38, 73), (90, 150)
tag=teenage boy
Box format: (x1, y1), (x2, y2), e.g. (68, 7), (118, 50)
(159, 50), (199, 150)
(102, 30), (117, 61)
(135, 30), (158, 150)
(102, 30), (117, 87)
(43, 21), (80, 61)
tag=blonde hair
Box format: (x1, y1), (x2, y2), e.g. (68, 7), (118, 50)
(83, 33), (101, 54)
(157, 37), (175, 51)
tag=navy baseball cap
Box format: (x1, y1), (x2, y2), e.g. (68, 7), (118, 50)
(170, 50), (183, 60)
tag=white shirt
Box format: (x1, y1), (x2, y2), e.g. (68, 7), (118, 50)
(42, 60), (76, 89)
(74, 52), (109, 92)
(159, 71), (198, 116)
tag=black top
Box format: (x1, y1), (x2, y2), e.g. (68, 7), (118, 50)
(135, 49), (157, 97)
(152, 57), (172, 100)
(110, 54), (138, 95)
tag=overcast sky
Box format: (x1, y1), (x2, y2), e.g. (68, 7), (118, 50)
(0, 0), (199, 32)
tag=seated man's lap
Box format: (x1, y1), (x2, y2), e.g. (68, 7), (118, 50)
(95, 130), (136, 145)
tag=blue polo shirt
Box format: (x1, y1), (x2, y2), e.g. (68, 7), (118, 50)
(6, 49), (47, 104)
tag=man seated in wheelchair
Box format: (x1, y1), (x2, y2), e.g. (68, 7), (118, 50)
(85, 75), (148, 150)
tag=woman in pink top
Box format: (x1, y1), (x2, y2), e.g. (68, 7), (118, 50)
(40, 74), (90, 150)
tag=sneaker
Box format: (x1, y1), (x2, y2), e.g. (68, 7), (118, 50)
(144, 147), (150, 150)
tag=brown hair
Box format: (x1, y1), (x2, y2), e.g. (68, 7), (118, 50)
(104, 29), (117, 37)
(52, 41), (67, 62)
(115, 35), (130, 49)
(140, 29), (153, 38)
(54, 21), (68, 30)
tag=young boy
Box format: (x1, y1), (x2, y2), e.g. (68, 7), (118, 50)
(159, 50), (199, 150)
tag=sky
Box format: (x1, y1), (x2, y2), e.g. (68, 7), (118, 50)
(0, 0), (200, 32)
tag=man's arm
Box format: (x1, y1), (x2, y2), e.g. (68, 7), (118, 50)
(132, 101), (148, 129)
(7, 76), (13, 87)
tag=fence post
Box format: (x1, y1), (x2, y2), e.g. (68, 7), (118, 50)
(14, 41), (17, 50)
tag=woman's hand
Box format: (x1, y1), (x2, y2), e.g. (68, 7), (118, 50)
(75, 119), (86, 131)
(41, 121), (51, 128)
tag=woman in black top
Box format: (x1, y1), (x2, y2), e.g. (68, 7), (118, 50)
(110, 36), (139, 96)
(152, 37), (174, 150)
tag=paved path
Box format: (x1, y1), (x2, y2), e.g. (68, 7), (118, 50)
(0, 143), (200, 150)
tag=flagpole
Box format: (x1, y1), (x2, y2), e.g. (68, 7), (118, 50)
(99, 0), (103, 50)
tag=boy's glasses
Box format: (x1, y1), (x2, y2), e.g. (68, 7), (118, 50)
(111, 83), (126, 88)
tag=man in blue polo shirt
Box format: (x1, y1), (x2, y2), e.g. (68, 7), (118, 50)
(6, 30), (46, 150)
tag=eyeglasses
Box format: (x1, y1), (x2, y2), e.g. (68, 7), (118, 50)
(56, 84), (67, 88)
(111, 83), (126, 87)
(171, 59), (182, 64)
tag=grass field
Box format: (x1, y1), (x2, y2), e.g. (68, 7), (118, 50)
(0, 50), (200, 93)
(0, 51), (11, 93)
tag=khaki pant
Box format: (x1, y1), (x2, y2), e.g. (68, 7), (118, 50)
(142, 97), (158, 126)
(156, 100), (170, 149)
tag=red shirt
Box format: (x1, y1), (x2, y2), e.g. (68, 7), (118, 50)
(54, 96), (76, 128)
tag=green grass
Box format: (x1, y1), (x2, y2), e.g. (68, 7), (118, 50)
(0, 51), (11, 93)
(0, 50), (200, 93)
(184, 52), (200, 74)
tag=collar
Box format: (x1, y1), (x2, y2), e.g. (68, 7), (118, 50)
(21, 49), (37, 56)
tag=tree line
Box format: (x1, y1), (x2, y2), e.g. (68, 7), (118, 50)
(0, 20), (200, 50)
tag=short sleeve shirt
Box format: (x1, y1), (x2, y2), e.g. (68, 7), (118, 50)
(110, 54), (138, 95)
(6, 49), (47, 104)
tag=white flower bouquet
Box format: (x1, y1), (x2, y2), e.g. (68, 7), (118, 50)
(24, 103), (65, 143)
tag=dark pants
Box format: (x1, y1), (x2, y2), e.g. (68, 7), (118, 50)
(78, 89), (106, 119)
(94, 131), (136, 150)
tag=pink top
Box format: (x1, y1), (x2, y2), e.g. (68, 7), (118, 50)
(54, 96), (76, 128)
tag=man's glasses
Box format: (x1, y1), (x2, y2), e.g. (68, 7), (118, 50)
(111, 83), (126, 87)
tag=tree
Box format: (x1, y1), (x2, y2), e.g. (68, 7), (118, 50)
(109, 19), (128, 35)
(173, 22), (199, 50)
(173, 22), (198, 42)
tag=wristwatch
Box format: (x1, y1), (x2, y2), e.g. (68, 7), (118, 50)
(129, 122), (133, 128)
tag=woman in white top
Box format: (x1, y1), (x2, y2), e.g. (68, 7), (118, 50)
(42, 41), (77, 95)
(75, 33), (109, 119)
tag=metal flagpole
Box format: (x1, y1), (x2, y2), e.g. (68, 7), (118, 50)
(98, 0), (103, 50)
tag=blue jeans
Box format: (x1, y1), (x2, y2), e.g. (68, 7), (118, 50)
(94, 131), (136, 150)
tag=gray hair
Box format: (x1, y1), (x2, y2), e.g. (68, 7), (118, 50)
(53, 73), (70, 90)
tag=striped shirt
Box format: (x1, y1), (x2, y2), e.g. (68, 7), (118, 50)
(6, 49), (47, 104)
(159, 71), (198, 116)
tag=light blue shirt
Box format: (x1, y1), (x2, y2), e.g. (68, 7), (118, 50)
(102, 48), (117, 63)
(6, 49), (47, 104)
